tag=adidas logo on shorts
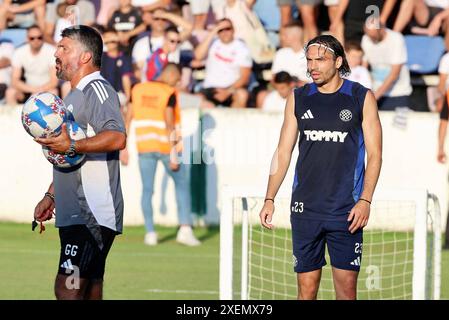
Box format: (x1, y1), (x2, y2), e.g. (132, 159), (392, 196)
(61, 259), (74, 270)
(350, 256), (361, 266)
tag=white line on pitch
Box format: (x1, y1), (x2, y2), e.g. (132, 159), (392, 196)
(145, 289), (219, 295)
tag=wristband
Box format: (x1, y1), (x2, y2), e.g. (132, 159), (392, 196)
(264, 198), (274, 203)
(359, 198), (371, 205)
(45, 192), (55, 202)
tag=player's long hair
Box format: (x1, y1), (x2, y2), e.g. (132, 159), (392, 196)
(305, 35), (351, 78)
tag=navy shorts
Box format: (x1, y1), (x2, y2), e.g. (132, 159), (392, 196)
(290, 215), (363, 273)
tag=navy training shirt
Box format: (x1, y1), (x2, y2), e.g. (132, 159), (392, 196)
(291, 79), (369, 221)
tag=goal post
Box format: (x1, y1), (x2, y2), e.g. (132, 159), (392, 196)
(219, 186), (442, 300)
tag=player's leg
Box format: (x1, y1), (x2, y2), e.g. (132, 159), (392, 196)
(297, 269), (322, 300)
(291, 215), (326, 300)
(331, 267), (358, 300)
(138, 152), (159, 236)
(325, 220), (363, 300)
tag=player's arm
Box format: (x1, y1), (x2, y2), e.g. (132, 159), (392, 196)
(34, 182), (55, 222)
(348, 90), (383, 233)
(260, 92), (299, 229)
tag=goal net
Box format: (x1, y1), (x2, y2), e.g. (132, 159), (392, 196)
(219, 187), (442, 300)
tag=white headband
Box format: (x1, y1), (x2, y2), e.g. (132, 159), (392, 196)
(306, 43), (335, 54)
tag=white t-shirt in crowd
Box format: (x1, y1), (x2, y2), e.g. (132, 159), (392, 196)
(271, 48), (310, 83)
(203, 38), (252, 89)
(438, 52), (449, 89)
(12, 43), (56, 87)
(262, 90), (287, 112)
(0, 41), (14, 85)
(345, 65), (372, 89)
(361, 29), (412, 97)
(425, 0), (449, 8)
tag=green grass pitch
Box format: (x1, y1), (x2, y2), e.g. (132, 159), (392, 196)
(0, 222), (447, 300)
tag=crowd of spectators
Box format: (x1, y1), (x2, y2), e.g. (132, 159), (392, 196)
(1, 0), (449, 112)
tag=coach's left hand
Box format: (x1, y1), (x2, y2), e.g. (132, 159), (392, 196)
(348, 200), (370, 234)
(35, 123), (71, 154)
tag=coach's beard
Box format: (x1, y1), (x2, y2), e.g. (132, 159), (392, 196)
(55, 59), (70, 81)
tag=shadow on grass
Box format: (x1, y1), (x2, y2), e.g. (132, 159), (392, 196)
(157, 226), (220, 244)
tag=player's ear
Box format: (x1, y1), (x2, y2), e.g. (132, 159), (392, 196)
(335, 56), (343, 69)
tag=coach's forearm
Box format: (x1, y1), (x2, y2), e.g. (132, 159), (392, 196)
(265, 149), (293, 199)
(360, 153), (382, 202)
(47, 182), (54, 195)
(75, 130), (126, 153)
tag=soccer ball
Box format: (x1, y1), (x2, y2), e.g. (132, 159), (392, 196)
(42, 121), (86, 168)
(21, 92), (67, 138)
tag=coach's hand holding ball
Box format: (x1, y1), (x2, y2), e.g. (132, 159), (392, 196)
(35, 122), (71, 153)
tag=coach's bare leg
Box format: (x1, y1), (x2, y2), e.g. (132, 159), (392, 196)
(84, 279), (103, 300)
(297, 269), (322, 300)
(331, 267), (358, 300)
(231, 88), (248, 108)
(54, 274), (89, 300)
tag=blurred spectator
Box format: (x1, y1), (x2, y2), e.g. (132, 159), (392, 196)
(408, 4), (449, 50)
(144, 25), (180, 81)
(271, 22), (309, 85)
(96, 0), (119, 26)
(107, 0), (145, 54)
(101, 28), (133, 109)
(362, 17), (412, 110)
(344, 40), (372, 89)
(194, 18), (252, 108)
(253, 0), (281, 48)
(277, 0), (293, 27)
(52, 1), (75, 44)
(122, 63), (201, 246)
(0, 39), (14, 103)
(438, 52), (449, 96)
(296, 0), (342, 44)
(132, 8), (192, 81)
(221, 0), (275, 65)
(45, 0), (96, 44)
(393, 0), (449, 34)
(261, 71), (294, 111)
(332, 0), (397, 43)
(6, 25), (57, 105)
(0, 0), (46, 31)
(132, 0), (171, 11)
(190, 0), (225, 31)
